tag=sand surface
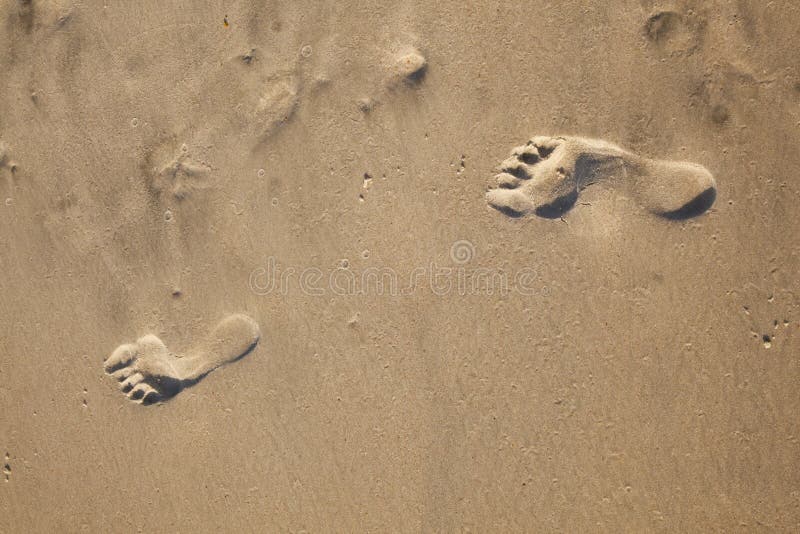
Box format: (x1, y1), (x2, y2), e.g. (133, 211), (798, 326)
(1, 0), (799, 531)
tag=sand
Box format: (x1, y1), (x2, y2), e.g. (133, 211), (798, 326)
(1, 0), (799, 531)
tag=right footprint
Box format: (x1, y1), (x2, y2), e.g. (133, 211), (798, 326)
(486, 136), (717, 219)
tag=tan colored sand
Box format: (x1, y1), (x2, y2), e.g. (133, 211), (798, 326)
(1, 0), (799, 531)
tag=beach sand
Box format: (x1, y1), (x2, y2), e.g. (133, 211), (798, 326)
(1, 0), (799, 531)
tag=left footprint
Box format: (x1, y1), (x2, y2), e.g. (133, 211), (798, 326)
(486, 135), (717, 219)
(104, 314), (261, 405)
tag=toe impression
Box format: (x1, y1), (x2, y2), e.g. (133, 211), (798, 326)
(486, 189), (535, 217)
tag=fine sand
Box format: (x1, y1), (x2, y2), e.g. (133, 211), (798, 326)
(2, 0), (799, 531)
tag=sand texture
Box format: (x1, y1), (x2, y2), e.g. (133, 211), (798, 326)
(1, 0), (799, 531)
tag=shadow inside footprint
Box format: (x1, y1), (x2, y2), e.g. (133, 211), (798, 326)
(533, 190), (579, 219)
(660, 187), (717, 220)
(493, 204), (527, 218)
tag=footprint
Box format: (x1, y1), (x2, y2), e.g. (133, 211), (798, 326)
(193, 57), (302, 147)
(150, 150), (212, 202)
(103, 314), (261, 405)
(486, 136), (716, 219)
(253, 72), (300, 140)
(0, 142), (18, 174)
(643, 10), (705, 56)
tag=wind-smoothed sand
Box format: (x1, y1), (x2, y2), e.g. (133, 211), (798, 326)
(1, 0), (800, 531)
